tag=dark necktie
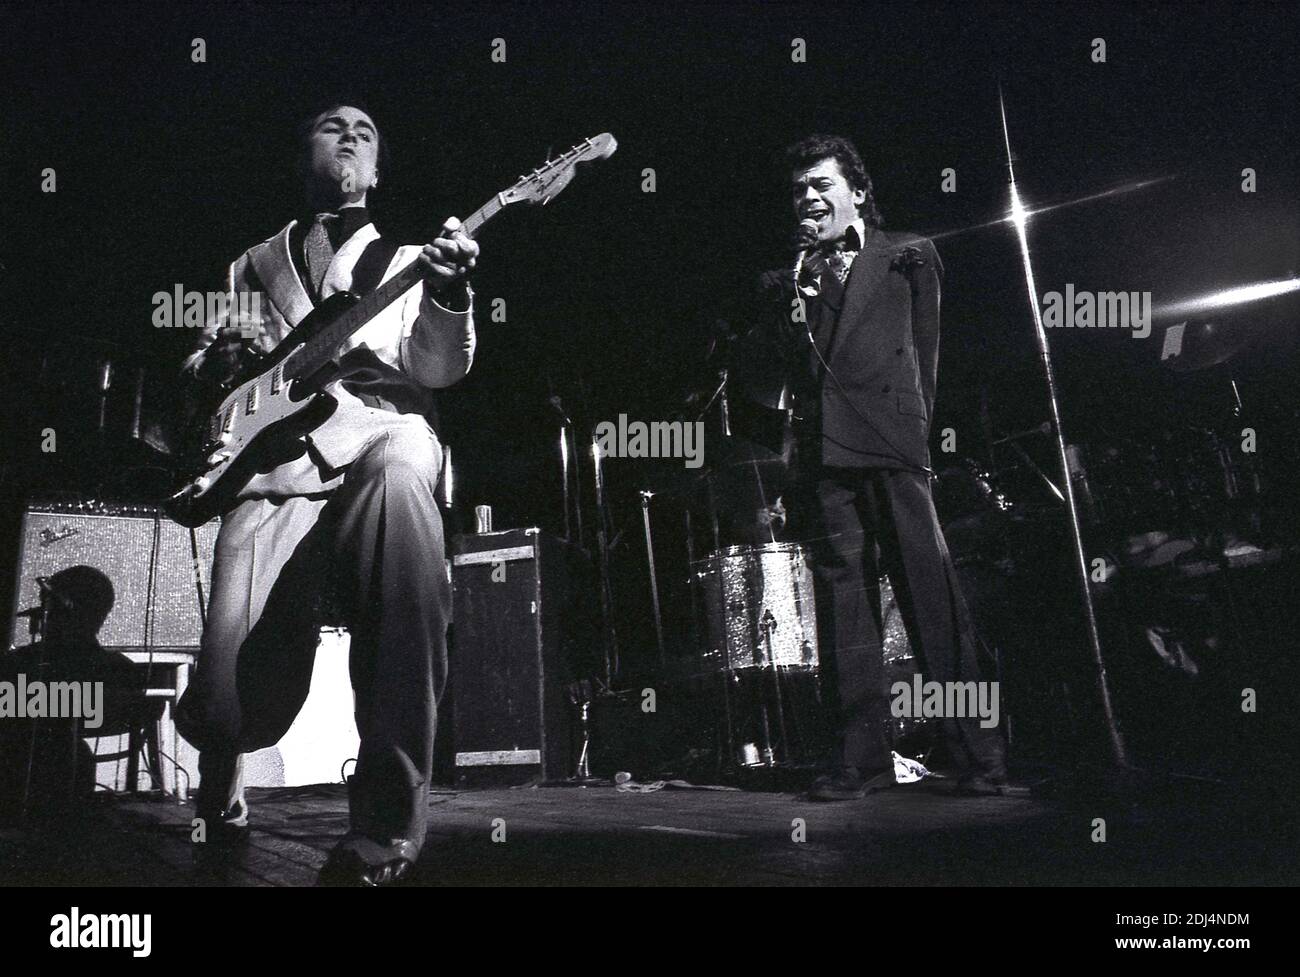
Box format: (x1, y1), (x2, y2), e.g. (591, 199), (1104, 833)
(304, 213), (339, 298)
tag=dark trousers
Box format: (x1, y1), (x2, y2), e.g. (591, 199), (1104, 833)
(176, 422), (450, 845)
(807, 466), (1005, 775)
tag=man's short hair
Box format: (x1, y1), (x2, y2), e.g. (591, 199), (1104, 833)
(295, 96), (388, 183)
(784, 134), (883, 228)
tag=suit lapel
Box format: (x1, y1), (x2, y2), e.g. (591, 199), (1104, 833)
(247, 222), (315, 329)
(835, 229), (894, 347)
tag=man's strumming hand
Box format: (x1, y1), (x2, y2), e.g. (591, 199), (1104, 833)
(419, 216), (479, 293)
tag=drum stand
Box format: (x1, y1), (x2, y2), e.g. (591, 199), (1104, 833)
(639, 490), (667, 665)
(759, 610), (790, 762)
(590, 434), (620, 686)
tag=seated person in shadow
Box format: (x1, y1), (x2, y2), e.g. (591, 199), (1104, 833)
(0, 566), (143, 823)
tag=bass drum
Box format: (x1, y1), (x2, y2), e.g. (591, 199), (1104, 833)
(880, 574), (932, 752)
(693, 542), (818, 671)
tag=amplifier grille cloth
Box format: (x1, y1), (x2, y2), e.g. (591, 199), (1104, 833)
(8, 511), (219, 651)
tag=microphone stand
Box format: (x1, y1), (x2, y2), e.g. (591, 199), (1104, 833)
(559, 424), (572, 542)
(1000, 95), (1128, 774)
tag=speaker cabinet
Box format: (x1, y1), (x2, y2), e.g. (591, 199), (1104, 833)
(449, 528), (588, 786)
(6, 501), (218, 652)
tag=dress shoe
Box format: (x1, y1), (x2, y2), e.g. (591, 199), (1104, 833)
(318, 833), (421, 887)
(809, 765), (897, 801)
(955, 770), (1031, 797)
(191, 808), (250, 882)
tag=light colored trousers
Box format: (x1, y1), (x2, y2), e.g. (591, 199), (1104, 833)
(175, 419), (451, 843)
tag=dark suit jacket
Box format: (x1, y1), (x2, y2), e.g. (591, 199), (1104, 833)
(735, 227), (944, 472)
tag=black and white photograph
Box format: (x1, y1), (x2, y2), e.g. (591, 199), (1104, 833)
(1, 0), (1296, 951)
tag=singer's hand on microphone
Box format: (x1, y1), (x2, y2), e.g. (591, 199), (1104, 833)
(792, 217), (820, 251)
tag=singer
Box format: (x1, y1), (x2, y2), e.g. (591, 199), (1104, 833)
(174, 99), (479, 884)
(735, 134), (1008, 800)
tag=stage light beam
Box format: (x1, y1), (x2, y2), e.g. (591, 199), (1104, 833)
(1155, 277), (1300, 319)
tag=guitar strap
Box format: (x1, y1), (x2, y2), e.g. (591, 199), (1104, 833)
(246, 227), (401, 329)
(244, 228), (434, 420)
(333, 237), (437, 421)
(348, 236), (403, 298)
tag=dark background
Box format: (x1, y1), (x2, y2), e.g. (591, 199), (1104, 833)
(2, 2), (1298, 700)
(4, 0), (1298, 489)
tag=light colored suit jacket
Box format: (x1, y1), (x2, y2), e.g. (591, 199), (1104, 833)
(188, 219), (476, 498)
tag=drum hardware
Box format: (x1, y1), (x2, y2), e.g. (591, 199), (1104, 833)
(573, 701), (595, 781)
(590, 433), (619, 685)
(759, 609), (791, 759)
(555, 682), (605, 787)
(639, 490), (667, 665)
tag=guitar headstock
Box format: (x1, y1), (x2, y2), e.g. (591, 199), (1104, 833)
(500, 133), (618, 208)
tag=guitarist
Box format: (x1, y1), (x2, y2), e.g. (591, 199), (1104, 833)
(175, 100), (479, 885)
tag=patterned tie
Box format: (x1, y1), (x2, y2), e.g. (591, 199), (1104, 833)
(825, 246), (859, 284)
(304, 213), (339, 299)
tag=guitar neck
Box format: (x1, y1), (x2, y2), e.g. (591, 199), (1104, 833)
(285, 195), (503, 381)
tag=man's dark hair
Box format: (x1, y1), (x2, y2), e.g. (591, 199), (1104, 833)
(784, 134), (883, 228)
(295, 96), (388, 185)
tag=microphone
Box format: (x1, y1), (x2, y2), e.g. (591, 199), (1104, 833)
(792, 217), (820, 286)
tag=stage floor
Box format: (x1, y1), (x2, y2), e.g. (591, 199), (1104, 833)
(2, 775), (1295, 886)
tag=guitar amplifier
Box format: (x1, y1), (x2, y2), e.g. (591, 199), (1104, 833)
(6, 501), (219, 652)
(449, 528), (590, 786)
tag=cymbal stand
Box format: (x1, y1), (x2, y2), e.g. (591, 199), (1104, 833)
(591, 434), (619, 685)
(639, 490), (666, 665)
(760, 610), (790, 763)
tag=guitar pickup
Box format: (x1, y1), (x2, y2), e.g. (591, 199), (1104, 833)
(245, 385), (260, 415)
(270, 364), (283, 395)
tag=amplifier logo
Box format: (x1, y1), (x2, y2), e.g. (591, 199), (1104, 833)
(38, 525), (80, 547)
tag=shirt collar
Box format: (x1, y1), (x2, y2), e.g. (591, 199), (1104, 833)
(842, 219), (867, 251)
(820, 218), (867, 253)
(302, 205), (371, 248)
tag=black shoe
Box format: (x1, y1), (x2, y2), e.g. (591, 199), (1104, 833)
(809, 766), (896, 802)
(954, 771), (1031, 797)
(191, 812), (250, 881)
(318, 834), (420, 887)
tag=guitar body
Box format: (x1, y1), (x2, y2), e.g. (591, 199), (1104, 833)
(166, 292), (358, 526)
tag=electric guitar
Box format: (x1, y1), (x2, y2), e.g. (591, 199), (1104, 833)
(167, 133), (617, 527)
